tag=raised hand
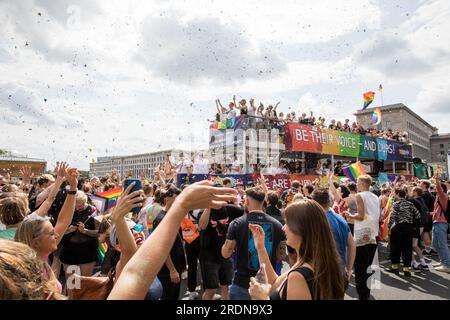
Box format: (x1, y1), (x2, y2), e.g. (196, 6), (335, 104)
(175, 180), (237, 213)
(64, 168), (79, 189)
(19, 166), (34, 183)
(55, 162), (68, 180)
(249, 223), (266, 251)
(110, 182), (144, 223)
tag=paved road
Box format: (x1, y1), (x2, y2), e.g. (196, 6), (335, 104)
(180, 239), (450, 300)
(345, 241), (450, 300)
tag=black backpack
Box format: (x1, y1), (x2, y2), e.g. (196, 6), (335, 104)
(437, 198), (450, 223)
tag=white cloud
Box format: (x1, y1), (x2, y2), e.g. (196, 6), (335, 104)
(0, 0), (449, 170)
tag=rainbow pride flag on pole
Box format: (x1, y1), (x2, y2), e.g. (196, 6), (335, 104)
(372, 107), (382, 125)
(98, 241), (108, 264)
(362, 91), (376, 110)
(96, 188), (122, 211)
(342, 161), (367, 182)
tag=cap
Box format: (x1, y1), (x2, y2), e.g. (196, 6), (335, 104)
(109, 218), (136, 248)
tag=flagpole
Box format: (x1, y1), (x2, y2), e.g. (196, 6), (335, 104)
(379, 84), (384, 107)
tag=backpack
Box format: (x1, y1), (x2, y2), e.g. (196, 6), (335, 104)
(436, 198), (450, 223)
(181, 212), (200, 244)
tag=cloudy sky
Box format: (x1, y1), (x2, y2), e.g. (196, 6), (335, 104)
(1, 0), (449, 170)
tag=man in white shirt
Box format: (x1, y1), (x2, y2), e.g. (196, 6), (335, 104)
(193, 153), (210, 174)
(230, 156), (242, 174)
(346, 174), (380, 300)
(176, 152), (192, 174)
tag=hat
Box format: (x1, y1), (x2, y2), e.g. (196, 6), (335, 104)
(109, 218), (136, 248)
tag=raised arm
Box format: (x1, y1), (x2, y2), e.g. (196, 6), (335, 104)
(199, 208), (211, 230)
(328, 171), (339, 201)
(217, 98), (227, 111)
(36, 182), (54, 208)
(274, 101), (280, 110)
(108, 181), (238, 300)
(35, 162), (67, 217)
(54, 168), (79, 246)
(248, 224), (278, 285)
(19, 166), (34, 192)
(111, 182), (144, 280)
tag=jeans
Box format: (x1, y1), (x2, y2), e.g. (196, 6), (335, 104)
(432, 222), (450, 267)
(354, 244), (378, 300)
(144, 278), (163, 300)
(229, 284), (251, 300)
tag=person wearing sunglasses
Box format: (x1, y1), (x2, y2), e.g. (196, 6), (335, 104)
(109, 185), (163, 300)
(108, 181), (238, 300)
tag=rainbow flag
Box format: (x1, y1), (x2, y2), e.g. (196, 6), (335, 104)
(96, 188), (122, 211)
(218, 120), (227, 129)
(98, 241), (108, 264)
(362, 91), (375, 110)
(342, 161), (367, 182)
(372, 107), (382, 125)
(379, 196), (394, 241)
(96, 188), (122, 199)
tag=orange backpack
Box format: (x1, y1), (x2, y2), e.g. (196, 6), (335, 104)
(181, 213), (200, 244)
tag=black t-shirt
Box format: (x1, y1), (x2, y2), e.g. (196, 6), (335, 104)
(266, 205), (285, 225)
(226, 211), (286, 289)
(421, 191), (435, 213)
(153, 210), (187, 275)
(200, 205), (244, 262)
(59, 205), (98, 265)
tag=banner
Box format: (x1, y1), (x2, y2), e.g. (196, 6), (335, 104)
(284, 123), (412, 162)
(177, 173), (414, 190)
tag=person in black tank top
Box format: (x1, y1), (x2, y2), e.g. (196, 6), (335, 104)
(248, 200), (345, 300)
(270, 266), (317, 300)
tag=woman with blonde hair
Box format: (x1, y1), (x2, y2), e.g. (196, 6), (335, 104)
(14, 167), (79, 295)
(248, 200), (345, 300)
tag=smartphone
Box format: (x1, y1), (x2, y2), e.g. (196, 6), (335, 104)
(123, 178), (143, 214)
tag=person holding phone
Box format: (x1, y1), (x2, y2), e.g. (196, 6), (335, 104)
(59, 190), (99, 277)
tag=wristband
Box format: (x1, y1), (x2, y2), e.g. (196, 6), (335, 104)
(67, 190), (77, 195)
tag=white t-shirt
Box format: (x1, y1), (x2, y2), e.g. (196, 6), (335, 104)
(227, 109), (236, 119)
(230, 160), (242, 174)
(177, 159), (192, 174)
(219, 112), (227, 122)
(193, 158), (210, 174)
(355, 190), (381, 246)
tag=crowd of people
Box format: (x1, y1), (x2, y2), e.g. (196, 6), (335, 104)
(209, 97), (409, 143)
(0, 161), (449, 301)
(161, 150), (351, 177)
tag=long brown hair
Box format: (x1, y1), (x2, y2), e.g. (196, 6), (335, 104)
(284, 200), (345, 300)
(0, 239), (65, 300)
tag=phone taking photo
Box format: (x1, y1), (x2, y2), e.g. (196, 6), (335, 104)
(123, 178), (143, 214)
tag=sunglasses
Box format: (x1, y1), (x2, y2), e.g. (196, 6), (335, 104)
(132, 224), (144, 233)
